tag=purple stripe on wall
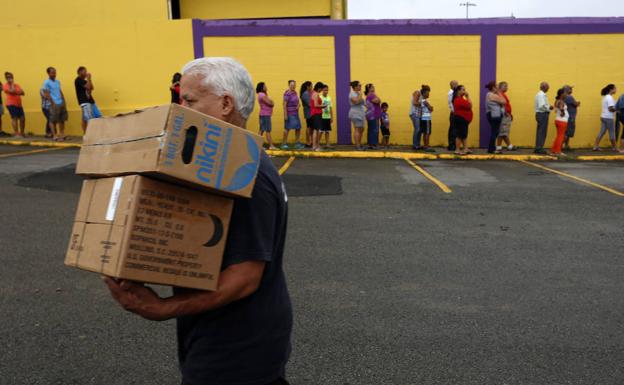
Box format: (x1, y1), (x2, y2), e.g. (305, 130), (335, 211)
(334, 32), (352, 144)
(191, 17), (624, 147)
(479, 31), (497, 148)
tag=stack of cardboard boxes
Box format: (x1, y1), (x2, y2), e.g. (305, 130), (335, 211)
(65, 104), (264, 290)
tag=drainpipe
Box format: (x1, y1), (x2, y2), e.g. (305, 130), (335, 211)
(331, 0), (346, 20)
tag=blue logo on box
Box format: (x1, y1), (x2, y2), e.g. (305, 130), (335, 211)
(194, 121), (259, 192)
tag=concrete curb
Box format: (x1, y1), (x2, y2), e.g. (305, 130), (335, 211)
(0, 139), (622, 161)
(0, 139), (81, 148)
(266, 150), (558, 161)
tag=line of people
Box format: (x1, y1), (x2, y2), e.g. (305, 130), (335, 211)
(0, 67), (101, 141)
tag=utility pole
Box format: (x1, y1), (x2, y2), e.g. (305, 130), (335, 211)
(459, 2), (477, 19)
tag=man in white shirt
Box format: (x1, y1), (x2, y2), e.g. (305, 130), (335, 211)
(534, 81), (553, 154)
(447, 80), (458, 151)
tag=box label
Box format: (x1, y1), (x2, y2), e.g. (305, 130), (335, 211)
(105, 177), (123, 221)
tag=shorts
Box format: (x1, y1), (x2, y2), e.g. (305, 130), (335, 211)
(49, 103), (68, 124)
(80, 103), (102, 121)
(259, 115), (272, 133)
(380, 125), (390, 137)
(7, 105), (24, 118)
(498, 115), (512, 137)
(305, 117), (312, 129)
(453, 115), (469, 140)
(0, 104), (3, 116)
(420, 119), (432, 135)
(284, 114), (301, 130)
(565, 117), (576, 138)
(311, 114), (323, 131)
(321, 118), (332, 132)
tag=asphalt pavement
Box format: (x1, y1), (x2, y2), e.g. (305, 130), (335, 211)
(1, 147), (623, 385)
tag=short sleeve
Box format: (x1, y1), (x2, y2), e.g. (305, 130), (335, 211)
(608, 96), (615, 108)
(221, 173), (278, 268)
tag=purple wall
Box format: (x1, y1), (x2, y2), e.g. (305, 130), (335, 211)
(192, 18), (624, 147)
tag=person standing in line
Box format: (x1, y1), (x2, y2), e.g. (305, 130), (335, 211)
(496, 81), (515, 152)
(380, 102), (390, 149)
(319, 84), (333, 149)
(534, 81), (553, 154)
(447, 80), (458, 151)
(420, 85), (435, 152)
(170, 72), (182, 104)
(281, 80), (303, 150)
(299, 81), (313, 147)
(349, 81), (366, 150)
(615, 91), (624, 148)
(452, 85), (473, 155)
(75, 66), (102, 133)
(40, 85), (52, 138)
(551, 88), (569, 156)
(365, 83), (381, 149)
(256, 82), (277, 150)
(43, 67), (68, 141)
(484, 81), (506, 154)
(3, 72), (26, 137)
(593, 84), (618, 152)
(410, 89), (422, 150)
(309, 82), (324, 152)
(562, 85), (580, 151)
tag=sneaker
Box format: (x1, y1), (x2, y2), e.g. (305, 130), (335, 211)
(424, 148), (436, 153)
(268, 145), (278, 150)
(294, 142), (305, 150)
(280, 144), (290, 150)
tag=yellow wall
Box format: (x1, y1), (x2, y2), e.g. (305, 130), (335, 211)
(181, 0), (331, 19)
(497, 34), (624, 148)
(0, 20), (194, 135)
(0, 0), (168, 26)
(203, 36), (337, 143)
(350, 35), (481, 147)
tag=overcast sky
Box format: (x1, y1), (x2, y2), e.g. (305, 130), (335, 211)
(347, 0), (624, 19)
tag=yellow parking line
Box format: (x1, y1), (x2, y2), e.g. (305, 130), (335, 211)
(278, 156), (296, 175)
(517, 160), (624, 197)
(0, 147), (66, 158)
(404, 158), (452, 193)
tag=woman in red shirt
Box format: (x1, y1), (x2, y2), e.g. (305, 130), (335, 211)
(452, 85), (473, 155)
(309, 81), (324, 152)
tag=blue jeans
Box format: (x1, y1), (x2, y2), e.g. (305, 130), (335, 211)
(42, 108), (51, 135)
(486, 113), (502, 153)
(367, 119), (379, 146)
(410, 114), (421, 148)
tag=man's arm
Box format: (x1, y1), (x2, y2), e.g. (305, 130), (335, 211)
(104, 260), (265, 321)
(85, 74), (94, 91)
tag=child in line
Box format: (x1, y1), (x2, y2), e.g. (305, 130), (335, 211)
(380, 102), (390, 148)
(320, 84), (333, 149)
(420, 85), (435, 152)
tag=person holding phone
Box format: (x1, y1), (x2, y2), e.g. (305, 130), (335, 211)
(170, 72), (182, 104)
(452, 85), (473, 155)
(3, 72), (25, 137)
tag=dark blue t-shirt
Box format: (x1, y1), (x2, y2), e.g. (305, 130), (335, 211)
(175, 152), (292, 385)
(565, 95), (578, 119)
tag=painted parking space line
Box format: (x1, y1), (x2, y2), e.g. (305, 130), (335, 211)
(0, 147), (66, 159)
(278, 156), (296, 175)
(404, 158), (452, 193)
(517, 160), (624, 197)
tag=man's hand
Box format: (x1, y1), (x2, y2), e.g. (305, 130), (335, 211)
(103, 277), (171, 321)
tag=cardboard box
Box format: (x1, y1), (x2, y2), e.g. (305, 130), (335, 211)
(77, 104), (263, 198)
(65, 175), (233, 290)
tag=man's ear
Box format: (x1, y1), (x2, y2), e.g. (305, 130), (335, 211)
(221, 94), (236, 117)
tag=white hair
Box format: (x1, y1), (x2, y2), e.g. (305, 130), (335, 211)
(182, 57), (255, 120)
